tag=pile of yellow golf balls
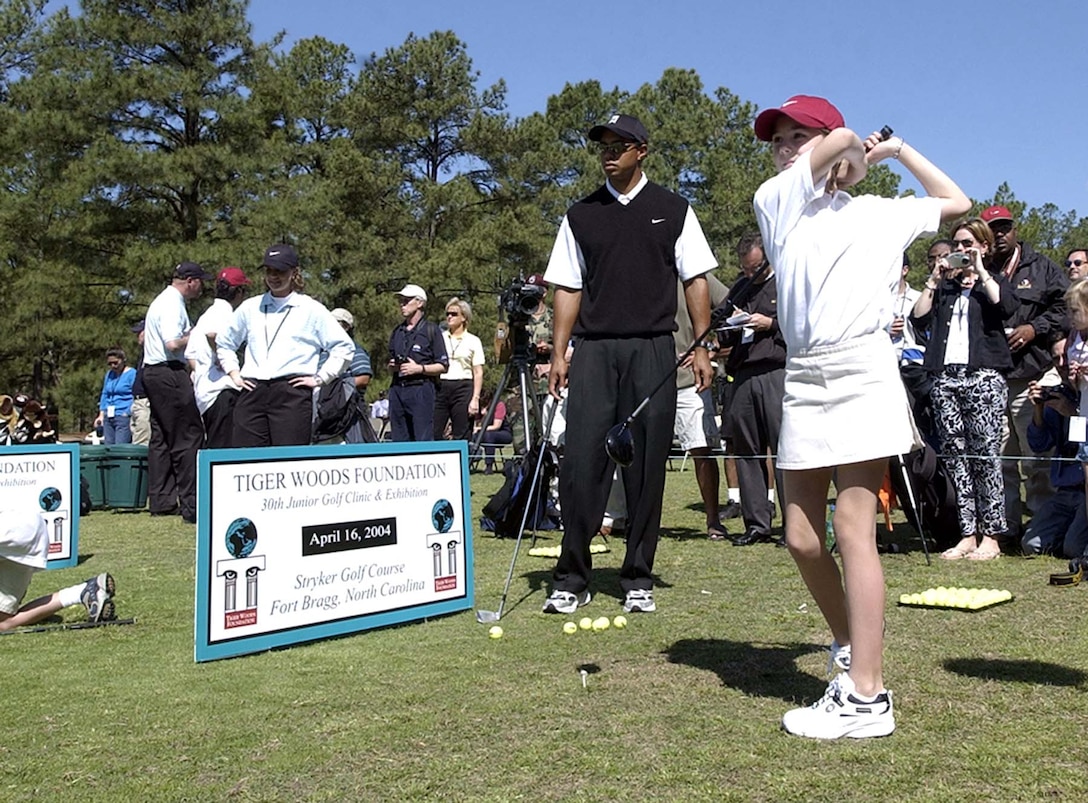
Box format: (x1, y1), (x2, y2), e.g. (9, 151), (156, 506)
(528, 543), (610, 558)
(564, 615), (626, 634)
(898, 587), (1013, 610)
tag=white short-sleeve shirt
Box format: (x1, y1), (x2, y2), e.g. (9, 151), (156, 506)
(754, 151), (943, 353)
(185, 298), (237, 414)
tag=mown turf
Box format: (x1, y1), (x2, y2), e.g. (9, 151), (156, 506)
(3, 468), (1086, 802)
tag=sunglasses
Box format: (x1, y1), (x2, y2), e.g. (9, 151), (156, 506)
(951, 239), (977, 249)
(595, 141), (636, 158)
(446, 311), (460, 317)
(1066, 259), (1086, 268)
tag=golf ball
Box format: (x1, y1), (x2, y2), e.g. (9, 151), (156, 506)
(592, 616), (610, 631)
(563, 621), (578, 635)
(578, 616), (593, 630)
(488, 625), (503, 639)
(612, 615), (627, 629)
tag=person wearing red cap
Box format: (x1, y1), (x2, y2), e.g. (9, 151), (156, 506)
(185, 267), (252, 449)
(753, 94), (970, 739)
(542, 113), (716, 617)
(979, 205), (1069, 543)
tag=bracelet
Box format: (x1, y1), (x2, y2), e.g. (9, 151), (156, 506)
(893, 138), (905, 159)
(924, 282), (938, 291)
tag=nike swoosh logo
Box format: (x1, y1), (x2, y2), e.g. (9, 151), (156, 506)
(651, 218), (666, 224)
(268, 250), (281, 255)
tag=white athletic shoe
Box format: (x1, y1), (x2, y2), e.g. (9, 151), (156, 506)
(623, 589), (656, 613)
(782, 672), (895, 740)
(827, 640), (852, 676)
(541, 589), (591, 615)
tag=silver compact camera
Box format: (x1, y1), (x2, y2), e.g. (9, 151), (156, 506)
(946, 252), (971, 268)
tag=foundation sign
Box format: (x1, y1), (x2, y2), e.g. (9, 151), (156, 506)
(194, 441), (472, 662)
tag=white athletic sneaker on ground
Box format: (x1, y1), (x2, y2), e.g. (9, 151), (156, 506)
(782, 672), (895, 740)
(80, 573), (115, 623)
(827, 640), (852, 676)
(622, 589), (656, 613)
(541, 589), (591, 615)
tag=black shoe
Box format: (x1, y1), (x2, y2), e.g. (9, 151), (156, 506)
(731, 528), (772, 546)
(150, 505), (180, 517)
(772, 534), (787, 548)
(720, 501), (742, 520)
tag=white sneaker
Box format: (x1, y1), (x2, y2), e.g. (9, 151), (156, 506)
(827, 640), (852, 676)
(542, 589), (591, 615)
(623, 589), (656, 613)
(782, 672), (895, 740)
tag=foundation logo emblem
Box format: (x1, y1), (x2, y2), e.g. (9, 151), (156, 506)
(217, 517), (266, 629)
(432, 499), (454, 533)
(39, 486), (62, 512)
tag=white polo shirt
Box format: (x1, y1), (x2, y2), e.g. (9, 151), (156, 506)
(544, 174), (718, 288)
(754, 151), (942, 353)
(143, 284), (191, 365)
(185, 298), (237, 414)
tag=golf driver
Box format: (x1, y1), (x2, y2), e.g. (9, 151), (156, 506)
(476, 400), (560, 624)
(604, 263), (771, 467)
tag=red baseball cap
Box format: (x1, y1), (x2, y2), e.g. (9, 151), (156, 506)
(217, 266), (251, 287)
(980, 205), (1014, 224)
(754, 95), (846, 142)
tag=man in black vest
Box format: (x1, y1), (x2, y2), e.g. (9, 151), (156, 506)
(542, 113), (717, 615)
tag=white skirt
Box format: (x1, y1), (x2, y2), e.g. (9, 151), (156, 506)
(777, 331), (919, 470)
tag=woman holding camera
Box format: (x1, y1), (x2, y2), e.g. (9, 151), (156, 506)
(910, 219), (1019, 560)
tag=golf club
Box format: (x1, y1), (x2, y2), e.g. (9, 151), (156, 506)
(476, 400), (560, 624)
(605, 263), (771, 467)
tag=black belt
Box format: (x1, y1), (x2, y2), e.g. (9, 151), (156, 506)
(145, 360), (186, 370)
(393, 378), (430, 387)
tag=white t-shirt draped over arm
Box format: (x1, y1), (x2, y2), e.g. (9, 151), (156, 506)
(755, 151), (943, 352)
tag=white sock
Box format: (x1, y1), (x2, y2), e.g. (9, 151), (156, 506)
(728, 488), (740, 503)
(57, 583), (85, 608)
(768, 489), (776, 503)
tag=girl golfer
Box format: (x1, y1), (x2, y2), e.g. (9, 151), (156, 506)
(753, 95), (970, 739)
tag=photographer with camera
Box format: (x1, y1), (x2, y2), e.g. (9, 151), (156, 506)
(388, 284), (448, 442)
(910, 218), (1019, 561)
(1021, 370), (1087, 559)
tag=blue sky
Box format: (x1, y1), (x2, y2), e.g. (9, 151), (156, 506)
(242, 0), (1084, 220)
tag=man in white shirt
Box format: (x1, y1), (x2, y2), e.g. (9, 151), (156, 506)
(143, 261), (212, 523)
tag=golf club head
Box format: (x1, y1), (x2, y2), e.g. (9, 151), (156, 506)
(475, 609), (500, 623)
(605, 422), (634, 467)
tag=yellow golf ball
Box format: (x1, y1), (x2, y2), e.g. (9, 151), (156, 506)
(578, 616), (593, 630)
(592, 616), (610, 631)
(488, 625), (503, 639)
(612, 615), (627, 629)
(562, 621), (578, 635)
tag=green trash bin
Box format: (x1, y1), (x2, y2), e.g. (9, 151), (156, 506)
(102, 444), (150, 510)
(80, 444), (109, 511)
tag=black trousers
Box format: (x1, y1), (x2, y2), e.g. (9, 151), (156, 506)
(729, 366), (785, 535)
(202, 388), (240, 450)
(233, 379), (313, 447)
(434, 378), (474, 440)
(554, 335), (676, 595)
(390, 381), (436, 442)
(143, 362), (204, 519)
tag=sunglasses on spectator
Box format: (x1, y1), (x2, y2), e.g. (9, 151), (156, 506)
(107, 360), (122, 367)
(446, 311), (460, 317)
(1066, 259), (1086, 268)
(951, 239), (977, 249)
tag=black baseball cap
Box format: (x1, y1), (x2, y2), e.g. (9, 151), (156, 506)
(262, 243), (299, 272)
(173, 261), (213, 281)
(589, 113), (649, 144)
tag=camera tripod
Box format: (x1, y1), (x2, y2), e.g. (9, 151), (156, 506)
(471, 322), (549, 470)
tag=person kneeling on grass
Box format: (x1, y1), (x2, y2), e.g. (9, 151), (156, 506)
(0, 507), (116, 630)
(753, 95), (970, 740)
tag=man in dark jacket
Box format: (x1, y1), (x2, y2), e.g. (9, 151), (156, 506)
(721, 233), (787, 546)
(982, 205), (1069, 544)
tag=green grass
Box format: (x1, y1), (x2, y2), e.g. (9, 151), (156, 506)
(3, 470), (1087, 802)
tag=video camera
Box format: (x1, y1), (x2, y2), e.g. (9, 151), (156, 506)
(500, 276), (547, 325)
